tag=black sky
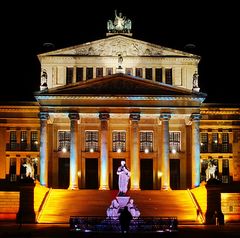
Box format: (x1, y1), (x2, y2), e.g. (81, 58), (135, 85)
(1, 1), (239, 103)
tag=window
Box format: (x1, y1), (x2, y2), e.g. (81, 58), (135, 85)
(135, 68), (143, 78)
(145, 68), (152, 80)
(10, 131), (17, 150)
(140, 131), (153, 152)
(20, 131), (28, 150)
(200, 133), (208, 152)
(96, 68), (103, 78)
(106, 68), (113, 75)
(58, 131), (70, 152)
(212, 133), (219, 152)
(125, 68), (133, 75)
(222, 159), (229, 183)
(222, 133), (230, 153)
(169, 132), (181, 152)
(155, 68), (162, 82)
(10, 158), (17, 182)
(66, 67), (73, 84)
(31, 131), (38, 151)
(86, 67), (93, 80)
(165, 68), (172, 85)
(76, 67), (83, 82)
(112, 131), (126, 152)
(85, 131), (99, 152)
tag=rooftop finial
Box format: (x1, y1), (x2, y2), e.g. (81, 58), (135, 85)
(107, 10), (132, 36)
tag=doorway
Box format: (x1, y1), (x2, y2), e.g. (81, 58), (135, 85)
(170, 159), (180, 189)
(58, 158), (70, 189)
(140, 159), (153, 190)
(85, 158), (98, 189)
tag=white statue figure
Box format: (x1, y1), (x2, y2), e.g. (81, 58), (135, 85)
(192, 71), (200, 92)
(106, 198), (120, 219)
(117, 161), (130, 196)
(117, 53), (123, 69)
(114, 10), (126, 31)
(127, 199), (140, 219)
(205, 162), (217, 181)
(23, 160), (35, 179)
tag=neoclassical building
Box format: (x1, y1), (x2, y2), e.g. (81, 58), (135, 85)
(0, 14), (239, 192)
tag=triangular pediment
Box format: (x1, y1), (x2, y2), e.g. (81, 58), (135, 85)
(38, 35), (199, 58)
(35, 73), (202, 97)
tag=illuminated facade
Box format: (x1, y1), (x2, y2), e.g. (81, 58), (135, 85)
(0, 28), (240, 192)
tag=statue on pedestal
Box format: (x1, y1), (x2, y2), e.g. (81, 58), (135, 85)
(205, 161), (217, 181)
(117, 161), (130, 196)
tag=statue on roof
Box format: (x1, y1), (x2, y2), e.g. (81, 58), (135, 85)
(192, 71), (200, 92)
(107, 10), (132, 35)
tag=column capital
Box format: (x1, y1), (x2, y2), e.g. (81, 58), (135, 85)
(130, 112), (140, 121)
(160, 113), (171, 120)
(99, 112), (110, 121)
(39, 112), (49, 121)
(68, 112), (79, 120)
(190, 113), (201, 121)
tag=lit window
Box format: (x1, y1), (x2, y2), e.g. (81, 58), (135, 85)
(58, 131), (70, 152)
(140, 131), (153, 152)
(85, 131), (99, 152)
(112, 131), (126, 152)
(169, 131), (180, 152)
(20, 131), (27, 150)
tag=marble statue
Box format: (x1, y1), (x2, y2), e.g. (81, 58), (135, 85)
(23, 160), (35, 179)
(117, 53), (123, 69)
(117, 161), (130, 196)
(127, 198), (140, 219)
(106, 198), (120, 219)
(192, 71), (200, 92)
(205, 161), (217, 181)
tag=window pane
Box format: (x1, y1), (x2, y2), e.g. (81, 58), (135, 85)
(140, 131), (153, 152)
(76, 67), (83, 82)
(86, 67), (93, 80)
(155, 68), (162, 82)
(66, 67), (73, 84)
(112, 131), (126, 152)
(135, 68), (143, 78)
(165, 68), (172, 85)
(58, 131), (70, 151)
(96, 68), (103, 78)
(85, 131), (99, 152)
(145, 68), (152, 80)
(169, 132), (181, 152)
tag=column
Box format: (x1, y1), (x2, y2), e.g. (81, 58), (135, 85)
(160, 113), (171, 190)
(39, 112), (49, 187)
(191, 113), (201, 188)
(130, 112), (140, 190)
(99, 112), (110, 190)
(68, 112), (79, 190)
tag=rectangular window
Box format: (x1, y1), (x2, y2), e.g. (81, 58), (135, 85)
(112, 131), (126, 152)
(135, 68), (143, 78)
(222, 133), (230, 153)
(96, 67), (103, 78)
(66, 67), (73, 84)
(125, 68), (133, 75)
(86, 67), (93, 80)
(58, 131), (70, 152)
(10, 131), (17, 150)
(85, 131), (99, 152)
(200, 133), (208, 152)
(222, 159), (229, 183)
(106, 68), (113, 75)
(31, 131), (39, 151)
(140, 131), (153, 152)
(155, 68), (162, 82)
(10, 158), (17, 182)
(212, 133), (219, 152)
(145, 68), (152, 80)
(165, 68), (172, 85)
(76, 67), (83, 82)
(169, 132), (181, 152)
(20, 131), (28, 150)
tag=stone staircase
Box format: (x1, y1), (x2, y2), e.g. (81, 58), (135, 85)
(37, 189), (199, 224)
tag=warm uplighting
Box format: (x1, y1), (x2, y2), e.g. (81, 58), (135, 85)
(117, 148), (121, 153)
(144, 148), (149, 154)
(158, 171), (163, 178)
(34, 141), (38, 144)
(214, 140), (218, 143)
(171, 148), (177, 154)
(77, 171), (81, 177)
(89, 148), (94, 153)
(62, 147), (67, 153)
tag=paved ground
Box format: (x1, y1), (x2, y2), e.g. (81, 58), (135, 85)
(1, 223), (240, 238)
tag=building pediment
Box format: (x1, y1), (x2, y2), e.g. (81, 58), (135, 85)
(38, 35), (199, 58)
(36, 73), (201, 97)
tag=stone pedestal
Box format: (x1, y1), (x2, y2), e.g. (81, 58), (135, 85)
(17, 181), (36, 223)
(116, 196), (130, 208)
(205, 181), (224, 225)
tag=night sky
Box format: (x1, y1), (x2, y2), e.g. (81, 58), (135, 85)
(1, 1), (239, 103)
